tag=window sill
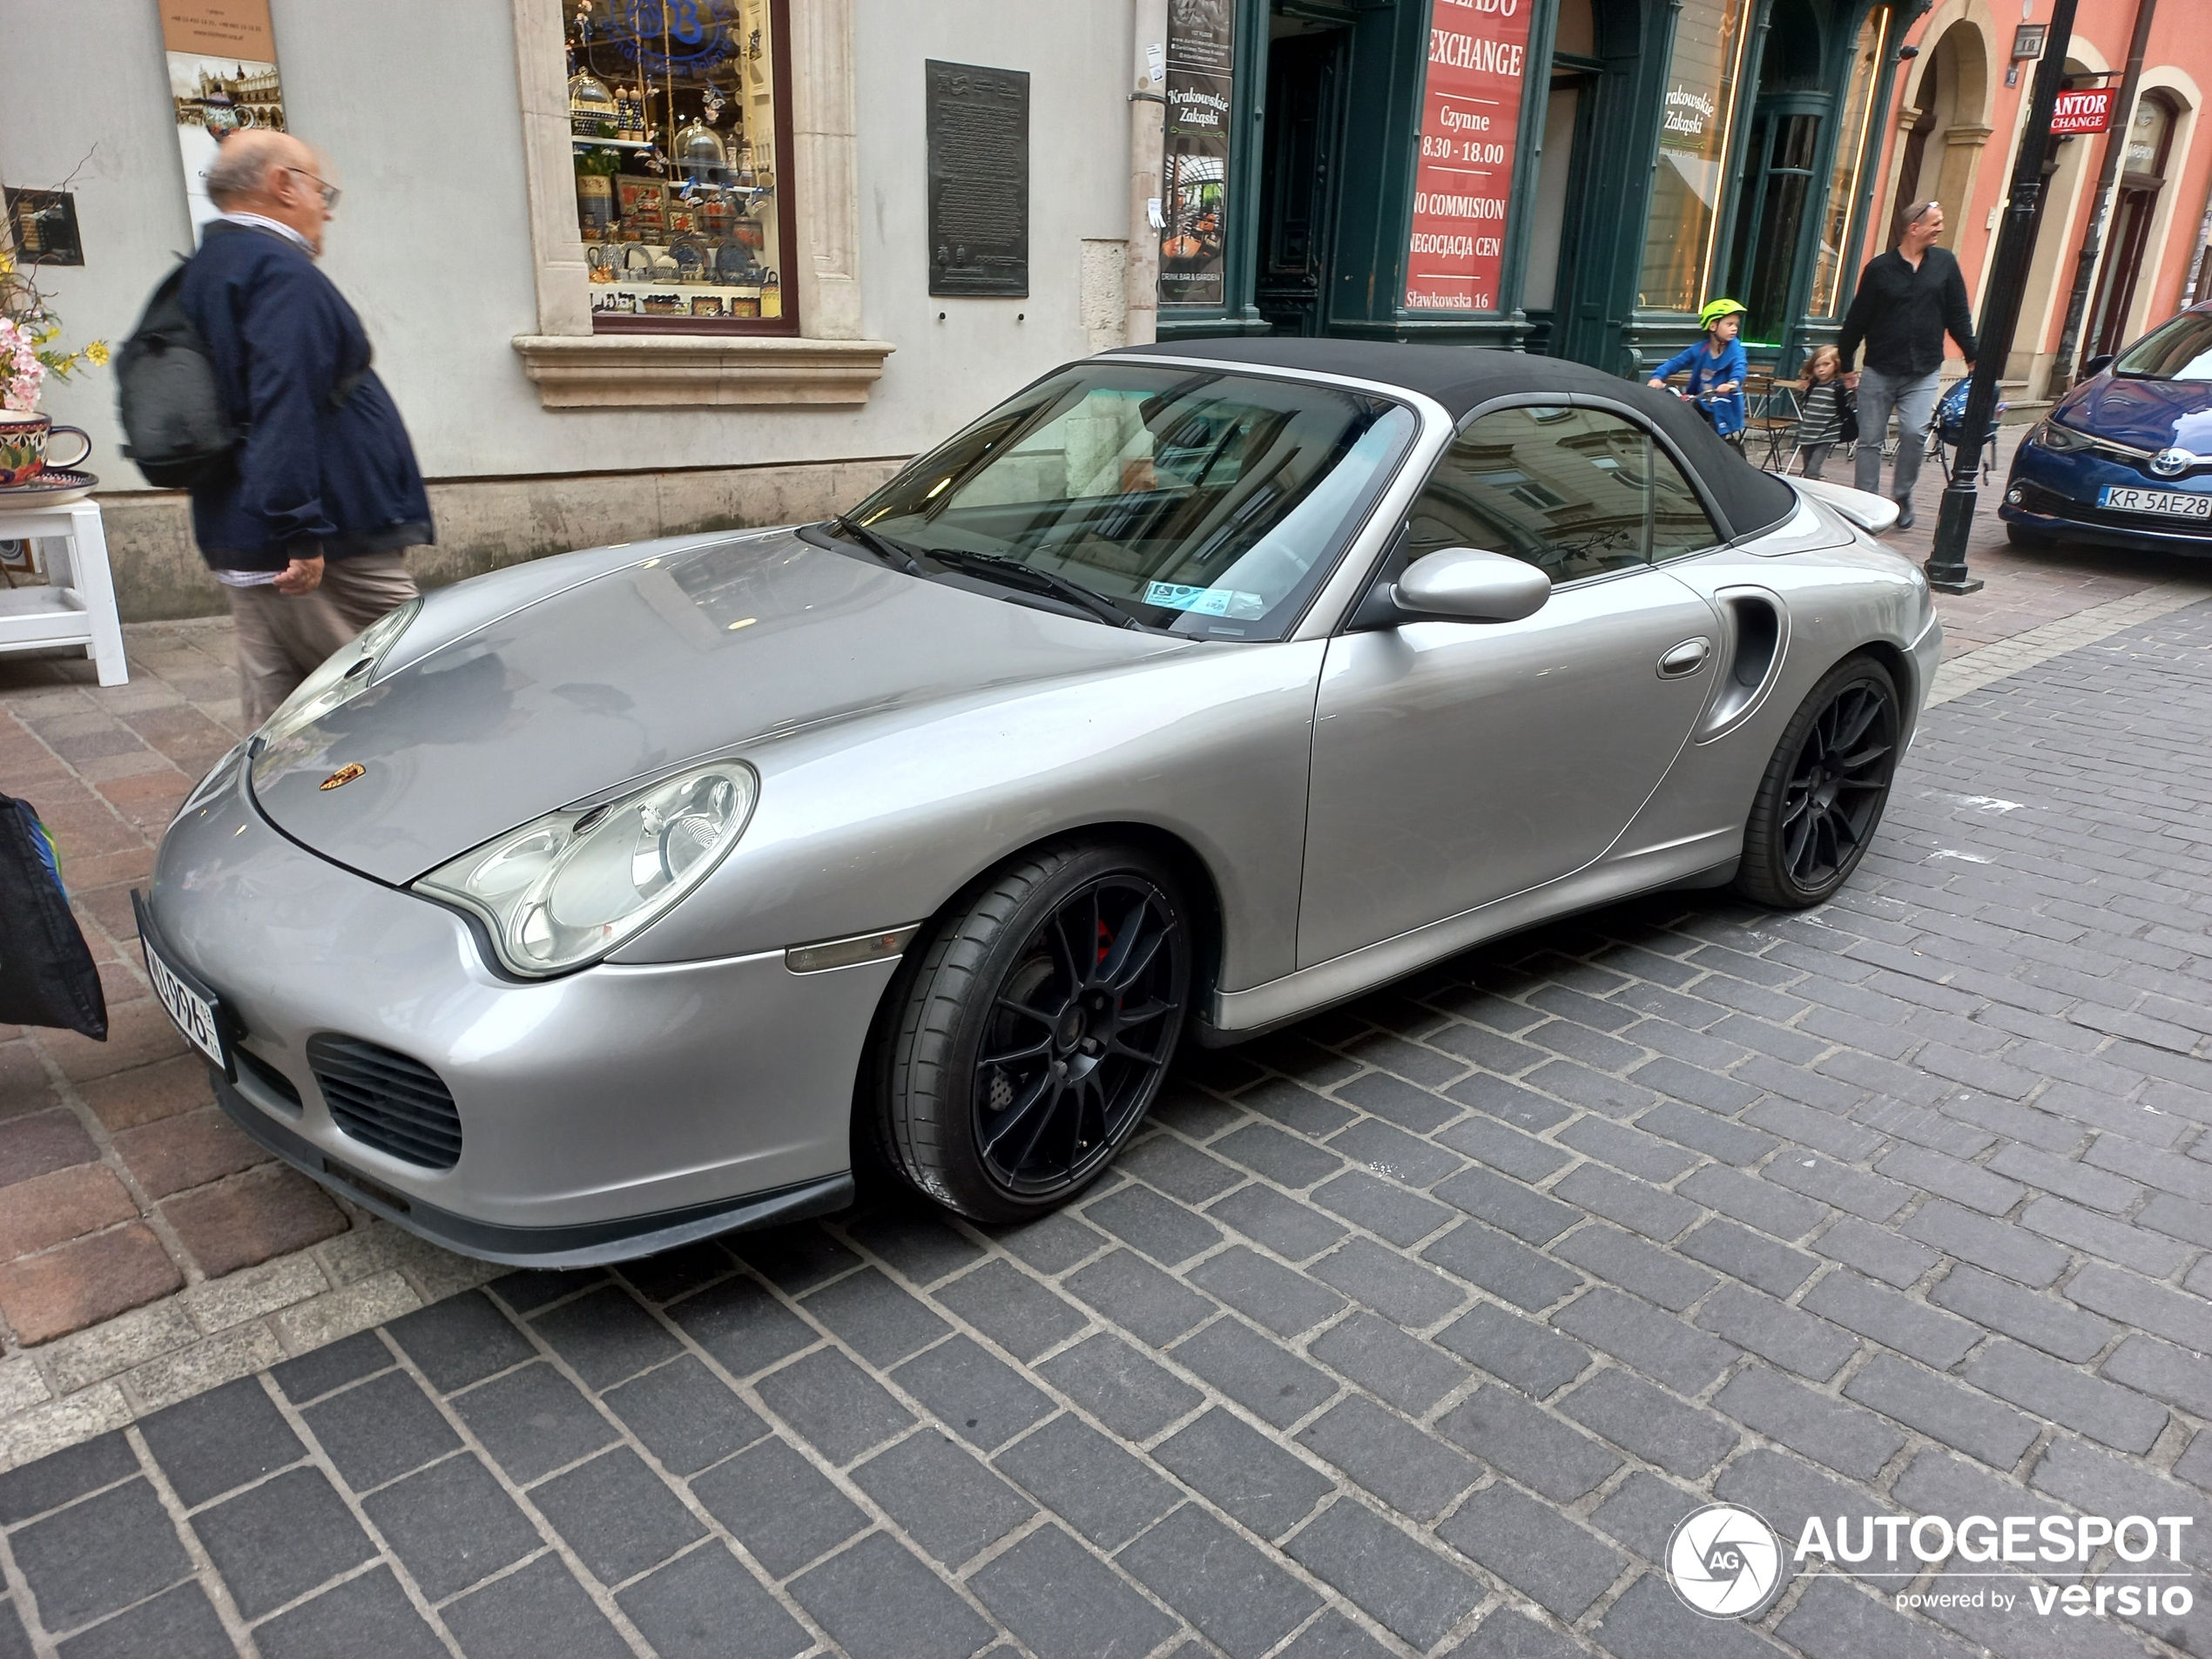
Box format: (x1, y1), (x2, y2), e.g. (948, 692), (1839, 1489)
(512, 333), (895, 408)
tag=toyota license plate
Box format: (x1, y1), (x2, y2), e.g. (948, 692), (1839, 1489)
(133, 892), (230, 1073)
(2098, 485), (2212, 520)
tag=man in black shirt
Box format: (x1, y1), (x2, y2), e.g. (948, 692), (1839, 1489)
(1837, 201), (1979, 529)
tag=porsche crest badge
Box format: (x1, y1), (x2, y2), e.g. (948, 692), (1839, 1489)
(319, 763), (367, 792)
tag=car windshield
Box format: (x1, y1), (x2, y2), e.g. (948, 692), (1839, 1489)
(2113, 312), (2212, 381)
(838, 364), (1419, 639)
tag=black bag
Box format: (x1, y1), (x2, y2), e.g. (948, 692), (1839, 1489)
(115, 259), (239, 489)
(0, 794), (107, 1041)
(1838, 388), (1861, 446)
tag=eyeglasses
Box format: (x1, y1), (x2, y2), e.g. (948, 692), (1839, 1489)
(280, 167), (341, 211)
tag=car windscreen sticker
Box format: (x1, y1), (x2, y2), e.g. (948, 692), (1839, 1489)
(1143, 582), (1266, 619)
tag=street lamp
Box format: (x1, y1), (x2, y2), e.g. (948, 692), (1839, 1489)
(1924, 0), (2080, 595)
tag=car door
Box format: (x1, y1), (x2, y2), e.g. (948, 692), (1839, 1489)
(1297, 401), (1724, 968)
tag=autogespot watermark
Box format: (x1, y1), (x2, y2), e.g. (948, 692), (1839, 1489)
(1667, 1505), (2199, 1624)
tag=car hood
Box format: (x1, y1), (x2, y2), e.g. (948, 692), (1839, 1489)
(248, 528), (1188, 884)
(2055, 373), (2212, 454)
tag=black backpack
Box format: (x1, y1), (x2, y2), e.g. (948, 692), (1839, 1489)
(114, 258), (239, 489)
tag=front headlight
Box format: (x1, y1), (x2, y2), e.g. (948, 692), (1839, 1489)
(2035, 418), (2091, 454)
(255, 599), (421, 752)
(415, 761), (758, 976)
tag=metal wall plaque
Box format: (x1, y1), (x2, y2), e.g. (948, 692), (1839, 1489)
(927, 60), (1029, 296)
(4, 190), (84, 267)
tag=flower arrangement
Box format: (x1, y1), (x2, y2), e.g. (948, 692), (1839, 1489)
(0, 250), (106, 412)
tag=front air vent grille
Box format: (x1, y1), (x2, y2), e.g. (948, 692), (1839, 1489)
(306, 1035), (462, 1170)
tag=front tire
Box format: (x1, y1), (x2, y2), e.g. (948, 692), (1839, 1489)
(873, 842), (1190, 1222)
(1733, 656), (1901, 909)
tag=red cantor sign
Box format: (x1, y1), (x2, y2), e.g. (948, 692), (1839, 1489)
(1406, 0), (1533, 313)
(2051, 87), (2113, 135)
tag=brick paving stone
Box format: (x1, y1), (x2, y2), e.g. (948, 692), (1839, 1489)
(138, 1375), (301, 1506)
(1307, 1311), (1470, 1413)
(1843, 1353), (2040, 1471)
(1550, 1287), (1737, 1393)
(1188, 1245), (1347, 1337)
(0, 1166), (138, 1261)
(664, 1272), (816, 1376)
(15, 1476), (199, 1633)
(158, 1164), (347, 1278)
(993, 1413), (1181, 1548)
(688, 1437), (867, 1578)
(54, 1580), (232, 1659)
(192, 1467), (374, 1620)
(1432, 1301), (1589, 1398)
(360, 1453), (543, 1602)
(931, 1258), (1087, 1361)
(1436, 1384), (1622, 1501)
(1154, 1408), (1333, 1538)
(601, 1352), (767, 1476)
(1206, 1183), (1349, 1261)
(1436, 1482), (1623, 1622)
(792, 1530), (997, 1659)
(970, 1524), (1177, 1659)
(527, 1282), (685, 1388)
(0, 1223), (184, 1345)
(757, 1346), (916, 1465)
(1711, 1365), (1905, 1480)
(1692, 1283), (1859, 1381)
(1929, 1264), (2116, 1362)
(451, 1361), (617, 1485)
(1033, 1331), (1200, 1439)
(251, 1566), (445, 1659)
(1117, 1503), (1323, 1659)
(851, 1429), (1033, 1567)
(1285, 1499), (1483, 1649)
(532, 1444), (706, 1584)
(1557, 1368), (1738, 1479)
(1169, 1316), (1339, 1428)
(615, 1544), (811, 1659)
(1296, 1395), (1480, 1520)
(441, 1554), (631, 1659)
(891, 1333), (1052, 1452)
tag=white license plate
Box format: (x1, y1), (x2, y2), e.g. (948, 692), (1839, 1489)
(136, 900), (227, 1070)
(2098, 485), (2212, 519)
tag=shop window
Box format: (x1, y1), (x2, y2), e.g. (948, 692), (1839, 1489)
(1407, 407), (1715, 583)
(1807, 10), (1888, 318)
(566, 0), (797, 333)
(1638, 0), (1754, 314)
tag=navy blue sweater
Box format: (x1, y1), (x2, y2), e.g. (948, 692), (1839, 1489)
(179, 221), (433, 571)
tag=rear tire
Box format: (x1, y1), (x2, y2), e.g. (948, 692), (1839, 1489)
(872, 842), (1190, 1223)
(1733, 656), (1901, 910)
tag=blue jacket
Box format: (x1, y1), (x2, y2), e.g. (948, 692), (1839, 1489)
(179, 221), (433, 571)
(1652, 338), (1748, 437)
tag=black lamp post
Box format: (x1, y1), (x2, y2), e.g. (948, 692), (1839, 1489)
(1924, 0), (2080, 595)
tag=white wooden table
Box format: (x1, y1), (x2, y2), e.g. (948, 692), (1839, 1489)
(0, 499), (128, 686)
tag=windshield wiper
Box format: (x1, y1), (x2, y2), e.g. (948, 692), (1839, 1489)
(924, 548), (1143, 630)
(828, 515), (927, 577)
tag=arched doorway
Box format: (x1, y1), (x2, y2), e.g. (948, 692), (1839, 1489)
(2087, 90), (2182, 358)
(1887, 22), (1990, 251)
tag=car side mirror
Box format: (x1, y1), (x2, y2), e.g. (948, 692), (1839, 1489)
(2082, 354), (2115, 379)
(1355, 547), (1550, 628)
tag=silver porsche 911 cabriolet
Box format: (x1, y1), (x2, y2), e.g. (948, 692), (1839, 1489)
(142, 339), (1939, 1264)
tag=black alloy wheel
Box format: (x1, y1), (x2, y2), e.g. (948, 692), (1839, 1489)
(1735, 656), (1901, 909)
(873, 842), (1191, 1221)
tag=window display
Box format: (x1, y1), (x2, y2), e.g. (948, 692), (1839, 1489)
(1807, 10), (1886, 318)
(1638, 0), (1752, 314)
(566, 0), (794, 332)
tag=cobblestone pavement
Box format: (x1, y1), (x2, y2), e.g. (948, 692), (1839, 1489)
(0, 597), (2207, 1656)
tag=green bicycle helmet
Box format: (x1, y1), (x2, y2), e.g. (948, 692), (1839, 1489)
(1699, 297), (1749, 329)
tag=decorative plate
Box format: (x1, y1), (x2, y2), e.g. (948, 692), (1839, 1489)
(0, 469), (97, 507)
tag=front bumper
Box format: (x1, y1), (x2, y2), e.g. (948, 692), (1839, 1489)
(2000, 445), (2212, 556)
(148, 758), (896, 1263)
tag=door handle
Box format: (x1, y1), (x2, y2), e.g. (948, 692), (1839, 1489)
(1657, 637), (1711, 678)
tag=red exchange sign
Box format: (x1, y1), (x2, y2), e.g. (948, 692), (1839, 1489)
(1406, 0), (1533, 313)
(2051, 87), (2113, 134)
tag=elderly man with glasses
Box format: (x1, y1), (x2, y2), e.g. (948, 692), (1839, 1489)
(179, 129), (432, 728)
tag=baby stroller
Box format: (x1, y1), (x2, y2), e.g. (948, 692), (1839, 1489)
(1929, 378), (2006, 486)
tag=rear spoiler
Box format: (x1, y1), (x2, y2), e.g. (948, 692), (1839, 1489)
(1790, 475), (1901, 536)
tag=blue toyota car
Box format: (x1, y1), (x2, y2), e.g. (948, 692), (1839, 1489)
(2001, 301), (2212, 555)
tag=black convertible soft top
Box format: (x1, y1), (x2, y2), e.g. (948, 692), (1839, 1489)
(1107, 336), (1800, 543)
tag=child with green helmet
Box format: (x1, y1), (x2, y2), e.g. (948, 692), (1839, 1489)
(1648, 298), (1749, 441)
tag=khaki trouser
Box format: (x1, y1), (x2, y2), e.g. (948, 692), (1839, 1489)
(226, 550), (421, 729)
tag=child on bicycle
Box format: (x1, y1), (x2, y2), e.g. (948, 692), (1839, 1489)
(1791, 345), (1851, 479)
(1649, 299), (1749, 442)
